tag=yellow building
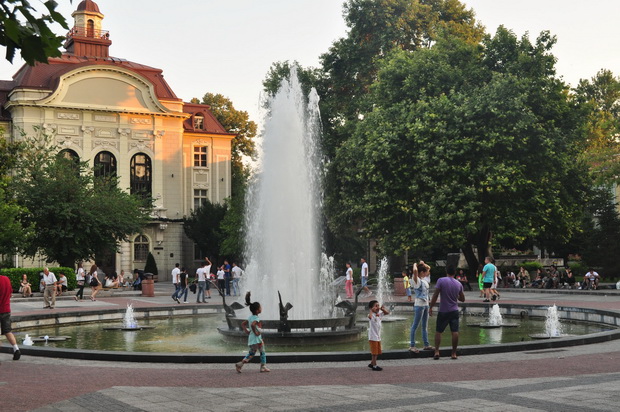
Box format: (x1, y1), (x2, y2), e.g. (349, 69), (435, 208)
(0, 0), (234, 279)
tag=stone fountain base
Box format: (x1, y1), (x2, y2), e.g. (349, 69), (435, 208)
(218, 316), (365, 345)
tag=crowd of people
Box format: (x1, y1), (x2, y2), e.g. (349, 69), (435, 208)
(171, 258), (245, 304)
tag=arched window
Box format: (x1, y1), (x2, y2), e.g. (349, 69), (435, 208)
(87, 19), (95, 37)
(133, 235), (149, 261)
(94, 151), (116, 179)
(130, 153), (152, 198)
(58, 149), (80, 174)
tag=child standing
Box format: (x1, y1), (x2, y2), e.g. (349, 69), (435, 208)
(368, 300), (389, 371)
(402, 270), (412, 302)
(236, 292), (270, 373)
(345, 262), (354, 299)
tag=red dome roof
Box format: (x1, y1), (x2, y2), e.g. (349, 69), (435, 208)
(76, 0), (101, 13)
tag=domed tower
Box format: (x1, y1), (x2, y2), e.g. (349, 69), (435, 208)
(64, 0), (112, 58)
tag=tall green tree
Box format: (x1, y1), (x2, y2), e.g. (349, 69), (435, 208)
(328, 28), (590, 271)
(11, 131), (150, 267)
(183, 200), (227, 261)
(574, 69), (620, 185)
(0, 0), (70, 64)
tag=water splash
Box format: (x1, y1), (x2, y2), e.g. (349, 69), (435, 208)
(375, 257), (391, 306)
(244, 66), (327, 319)
(123, 303), (139, 329)
(22, 334), (33, 346)
(488, 304), (503, 326)
(545, 304), (563, 337)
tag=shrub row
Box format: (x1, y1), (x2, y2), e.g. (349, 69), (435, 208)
(0, 267), (76, 292)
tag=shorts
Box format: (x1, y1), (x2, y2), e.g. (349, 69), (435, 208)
(436, 310), (460, 333)
(361, 276), (368, 287)
(0, 312), (12, 335)
(405, 288), (412, 296)
(483, 282), (493, 289)
(369, 340), (382, 355)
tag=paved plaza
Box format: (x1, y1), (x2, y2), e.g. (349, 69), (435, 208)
(1, 285), (619, 411)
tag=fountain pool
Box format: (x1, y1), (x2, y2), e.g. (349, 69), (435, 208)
(17, 312), (607, 354)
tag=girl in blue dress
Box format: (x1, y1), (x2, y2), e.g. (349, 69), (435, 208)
(236, 292), (270, 373)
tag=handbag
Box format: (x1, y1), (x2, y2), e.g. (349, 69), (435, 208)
(189, 283), (197, 293)
(19, 286), (24, 293)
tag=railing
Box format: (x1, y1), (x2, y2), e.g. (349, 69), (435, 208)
(66, 27), (110, 40)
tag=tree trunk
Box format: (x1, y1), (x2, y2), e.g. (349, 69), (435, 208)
(462, 243), (478, 276)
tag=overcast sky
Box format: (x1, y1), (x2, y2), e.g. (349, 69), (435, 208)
(1, 0), (618, 124)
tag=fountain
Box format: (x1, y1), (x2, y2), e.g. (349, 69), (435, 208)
(530, 304), (565, 339)
(471, 304), (519, 328)
(375, 257), (391, 307)
(218, 67), (363, 343)
(103, 303), (155, 331)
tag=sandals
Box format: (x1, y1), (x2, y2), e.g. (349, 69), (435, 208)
(260, 365), (271, 373)
(433, 354), (440, 360)
(408, 347), (419, 353)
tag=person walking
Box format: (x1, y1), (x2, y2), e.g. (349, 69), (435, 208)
(196, 258), (211, 303)
(429, 265), (465, 360)
(481, 257), (496, 302)
(236, 292), (270, 373)
(88, 265), (101, 301)
(360, 258), (372, 297)
(170, 263), (182, 303)
(231, 262), (243, 297)
(74, 262), (86, 301)
(41, 267), (57, 309)
(0, 275), (21, 360)
(177, 267), (189, 303)
(409, 262), (433, 353)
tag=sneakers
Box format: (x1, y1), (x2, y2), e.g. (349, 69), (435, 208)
(483, 299), (490, 302)
(235, 361), (244, 373)
(368, 363), (373, 368)
(260, 365), (271, 373)
(371, 365), (383, 371)
(172, 296), (180, 304)
(13, 349), (21, 361)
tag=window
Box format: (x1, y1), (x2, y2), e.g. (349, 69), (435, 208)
(130, 153), (152, 198)
(194, 114), (204, 130)
(87, 19), (95, 37)
(193, 189), (208, 210)
(94, 151), (116, 179)
(193, 146), (208, 167)
(59, 149), (79, 162)
(134, 235), (149, 261)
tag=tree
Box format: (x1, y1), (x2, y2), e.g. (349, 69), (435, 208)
(11, 131), (150, 267)
(0, 0), (70, 64)
(327, 28), (590, 272)
(573, 69), (620, 185)
(183, 200), (227, 261)
(144, 252), (158, 276)
(319, 0), (484, 158)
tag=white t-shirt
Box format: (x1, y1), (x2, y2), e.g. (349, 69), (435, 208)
(196, 267), (208, 282)
(232, 266), (243, 279)
(217, 269), (225, 280)
(368, 310), (384, 341)
(76, 267), (85, 281)
(171, 267), (181, 284)
(42, 272), (57, 286)
(361, 262), (369, 278)
(346, 267), (353, 281)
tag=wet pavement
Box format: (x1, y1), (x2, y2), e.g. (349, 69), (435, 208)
(1, 283), (619, 411)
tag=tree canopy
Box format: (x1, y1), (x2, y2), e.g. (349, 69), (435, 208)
(11, 131), (150, 267)
(0, 0), (69, 64)
(326, 28), (591, 271)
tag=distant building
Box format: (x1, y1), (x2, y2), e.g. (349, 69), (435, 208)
(0, 0), (235, 278)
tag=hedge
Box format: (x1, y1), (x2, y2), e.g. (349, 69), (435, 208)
(0, 267), (76, 293)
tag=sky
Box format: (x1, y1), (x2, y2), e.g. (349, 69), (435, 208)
(1, 0), (619, 124)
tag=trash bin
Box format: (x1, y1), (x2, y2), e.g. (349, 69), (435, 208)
(141, 272), (155, 297)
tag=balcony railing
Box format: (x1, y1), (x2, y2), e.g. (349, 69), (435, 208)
(67, 27), (110, 40)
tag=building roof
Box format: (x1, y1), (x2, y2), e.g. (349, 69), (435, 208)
(77, 0), (101, 13)
(183, 103), (236, 136)
(4, 54), (180, 101)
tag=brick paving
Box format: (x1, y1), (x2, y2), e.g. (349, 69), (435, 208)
(1, 284), (619, 411)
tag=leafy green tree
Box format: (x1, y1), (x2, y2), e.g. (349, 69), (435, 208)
(11, 131), (150, 267)
(262, 60), (324, 103)
(183, 199), (227, 261)
(574, 69), (620, 185)
(0, 0), (70, 64)
(327, 28), (590, 272)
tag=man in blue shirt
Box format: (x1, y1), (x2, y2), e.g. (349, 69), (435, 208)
(482, 256), (496, 302)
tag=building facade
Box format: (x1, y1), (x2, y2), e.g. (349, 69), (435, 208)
(0, 0), (234, 279)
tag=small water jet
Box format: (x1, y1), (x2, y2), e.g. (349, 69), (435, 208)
(102, 303), (156, 331)
(530, 304), (566, 339)
(471, 304), (519, 328)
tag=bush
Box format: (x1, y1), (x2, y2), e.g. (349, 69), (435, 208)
(520, 261), (543, 272)
(569, 262), (589, 277)
(144, 252), (158, 276)
(0, 267), (76, 292)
